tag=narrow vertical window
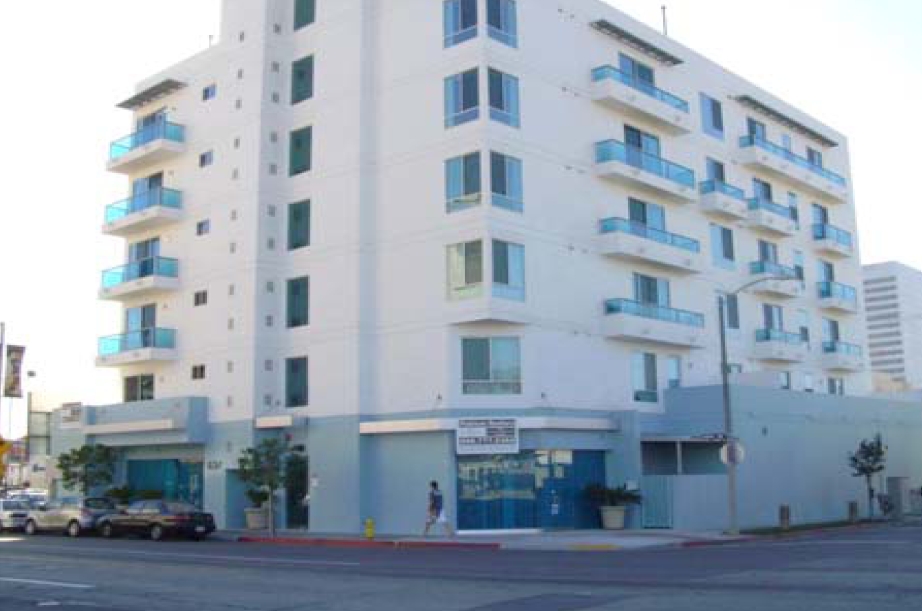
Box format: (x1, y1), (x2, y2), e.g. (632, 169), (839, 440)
(289, 126), (312, 176)
(294, 0), (315, 30)
(666, 356), (682, 389)
(631, 352), (658, 402)
(699, 93), (724, 139)
(487, 0), (518, 47)
(490, 152), (523, 212)
(286, 277), (310, 328)
(443, 0), (478, 47)
(291, 56), (314, 104)
(288, 200), (311, 250)
(488, 68), (520, 127)
(447, 241), (483, 299)
(445, 152), (481, 212)
(492, 239), (525, 301)
(285, 357), (309, 407)
(444, 68), (480, 128)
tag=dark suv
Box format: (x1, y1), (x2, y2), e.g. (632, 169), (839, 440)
(97, 500), (215, 541)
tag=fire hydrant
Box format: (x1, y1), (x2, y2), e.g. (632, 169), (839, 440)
(364, 518), (375, 540)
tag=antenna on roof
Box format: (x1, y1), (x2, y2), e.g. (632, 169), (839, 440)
(661, 5), (668, 36)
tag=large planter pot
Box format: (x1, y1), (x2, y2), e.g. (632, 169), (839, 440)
(245, 507), (268, 530)
(600, 505), (627, 530)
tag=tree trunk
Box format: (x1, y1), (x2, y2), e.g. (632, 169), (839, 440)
(866, 476), (874, 520)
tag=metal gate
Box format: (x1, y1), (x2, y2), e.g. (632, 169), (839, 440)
(642, 475), (674, 528)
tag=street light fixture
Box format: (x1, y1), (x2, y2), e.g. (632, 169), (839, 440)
(718, 273), (799, 536)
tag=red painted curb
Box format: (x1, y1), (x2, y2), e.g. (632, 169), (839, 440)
(236, 536), (499, 550)
(680, 537), (756, 548)
(395, 540), (500, 550)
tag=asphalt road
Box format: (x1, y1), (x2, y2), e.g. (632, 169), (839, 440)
(1, 524), (921, 610)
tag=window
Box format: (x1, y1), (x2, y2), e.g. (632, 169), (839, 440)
(666, 356), (682, 389)
(488, 68), (520, 127)
(445, 152), (481, 212)
(803, 373), (814, 393)
(753, 177), (773, 201)
(194, 290), (208, 307)
(288, 200), (311, 249)
(799, 309), (811, 346)
(718, 293), (740, 330)
(289, 126), (312, 175)
(287, 277), (310, 328)
(747, 117), (766, 140)
(706, 158), (726, 182)
(624, 125), (661, 163)
(793, 250), (805, 281)
(294, 0), (315, 30)
(492, 239), (525, 301)
(788, 192), (800, 228)
(444, 0), (477, 47)
(632, 352), (658, 403)
(462, 337), (521, 394)
(700, 93), (724, 139)
(202, 84), (217, 101)
(807, 147), (823, 168)
(763, 304), (784, 330)
(285, 357), (308, 407)
(634, 273), (670, 307)
(822, 318), (840, 343)
(827, 377), (844, 395)
(291, 56), (314, 104)
(781, 134), (793, 151)
(124, 375), (154, 402)
(812, 203), (829, 226)
(490, 152), (523, 212)
(710, 224), (735, 269)
(444, 68), (479, 128)
(758, 240), (779, 264)
(628, 197), (665, 230)
(818, 260), (835, 283)
(196, 220), (210, 236)
(487, 0), (518, 47)
(447, 240), (483, 299)
(191, 365), (206, 380)
(619, 54), (655, 87)
(199, 151), (214, 167)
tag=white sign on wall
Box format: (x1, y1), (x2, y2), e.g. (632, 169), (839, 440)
(456, 418), (519, 455)
(59, 404), (83, 430)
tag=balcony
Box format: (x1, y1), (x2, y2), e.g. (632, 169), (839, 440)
(752, 329), (807, 362)
(821, 341), (864, 372)
(96, 328), (177, 367)
(748, 261), (805, 298)
(595, 140), (697, 202)
(699, 180), (748, 220)
(76, 397), (208, 446)
(817, 281), (859, 314)
(107, 122), (186, 174)
(102, 188), (183, 236)
(99, 257), (179, 301)
(598, 218), (703, 274)
(812, 223), (854, 258)
(737, 135), (848, 202)
(746, 198), (798, 236)
(602, 299), (705, 348)
(590, 66), (691, 134)
(446, 296), (530, 325)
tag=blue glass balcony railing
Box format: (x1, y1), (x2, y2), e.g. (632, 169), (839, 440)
(747, 197), (795, 220)
(749, 260), (797, 278)
(817, 281), (858, 303)
(109, 122), (185, 161)
(823, 341), (863, 357)
(104, 188), (183, 224)
(812, 223), (853, 249)
(699, 179), (746, 201)
(101, 257), (179, 289)
(600, 217), (700, 253)
(604, 298), (705, 328)
(755, 329), (804, 345)
(739, 135), (847, 187)
(595, 140), (695, 188)
(591, 65), (689, 112)
(98, 328), (176, 356)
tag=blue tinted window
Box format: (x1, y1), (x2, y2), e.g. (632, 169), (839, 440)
(488, 68), (520, 127)
(487, 0), (517, 47)
(444, 0), (477, 47)
(445, 69), (480, 128)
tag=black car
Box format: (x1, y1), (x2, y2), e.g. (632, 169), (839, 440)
(97, 500), (215, 541)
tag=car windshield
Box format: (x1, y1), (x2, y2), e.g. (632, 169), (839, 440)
(2, 501), (28, 510)
(84, 498), (116, 510)
(165, 503), (198, 514)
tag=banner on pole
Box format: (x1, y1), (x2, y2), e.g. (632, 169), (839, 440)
(3, 345), (25, 398)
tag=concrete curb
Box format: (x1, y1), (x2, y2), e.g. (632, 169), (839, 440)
(235, 536), (501, 550)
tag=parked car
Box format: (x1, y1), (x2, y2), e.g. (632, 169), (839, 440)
(97, 500), (215, 541)
(0, 499), (31, 531)
(24, 497), (117, 537)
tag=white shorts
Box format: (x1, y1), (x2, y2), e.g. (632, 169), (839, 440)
(428, 511), (447, 524)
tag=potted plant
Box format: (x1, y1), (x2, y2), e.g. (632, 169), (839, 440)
(237, 438), (291, 532)
(585, 484), (642, 530)
(244, 489), (270, 530)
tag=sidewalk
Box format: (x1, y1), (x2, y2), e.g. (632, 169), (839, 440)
(216, 528), (752, 552)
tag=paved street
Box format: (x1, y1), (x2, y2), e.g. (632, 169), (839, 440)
(1, 524), (921, 610)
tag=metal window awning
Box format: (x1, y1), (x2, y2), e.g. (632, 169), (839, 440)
(735, 94), (839, 148)
(117, 78), (187, 110)
(590, 19), (683, 66)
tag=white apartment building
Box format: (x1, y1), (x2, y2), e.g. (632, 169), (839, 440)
(55, 0), (871, 533)
(863, 262), (922, 389)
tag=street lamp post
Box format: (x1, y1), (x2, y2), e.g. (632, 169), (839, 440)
(718, 275), (797, 536)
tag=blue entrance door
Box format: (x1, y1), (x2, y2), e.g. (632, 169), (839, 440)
(127, 459), (204, 507)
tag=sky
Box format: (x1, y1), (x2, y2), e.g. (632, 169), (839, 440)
(0, 0), (920, 437)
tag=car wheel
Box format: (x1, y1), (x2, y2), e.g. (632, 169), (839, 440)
(150, 524), (164, 541)
(24, 520), (37, 536)
(66, 521), (82, 538)
(100, 522), (115, 539)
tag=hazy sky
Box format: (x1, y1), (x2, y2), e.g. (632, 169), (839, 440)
(0, 0), (920, 437)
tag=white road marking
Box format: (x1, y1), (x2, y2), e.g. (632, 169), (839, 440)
(6, 544), (360, 567)
(0, 577), (94, 590)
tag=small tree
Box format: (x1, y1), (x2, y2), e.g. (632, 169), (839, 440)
(237, 438), (289, 508)
(57, 444), (117, 496)
(849, 434), (887, 519)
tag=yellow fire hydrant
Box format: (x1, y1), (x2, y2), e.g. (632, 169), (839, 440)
(364, 518), (375, 540)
